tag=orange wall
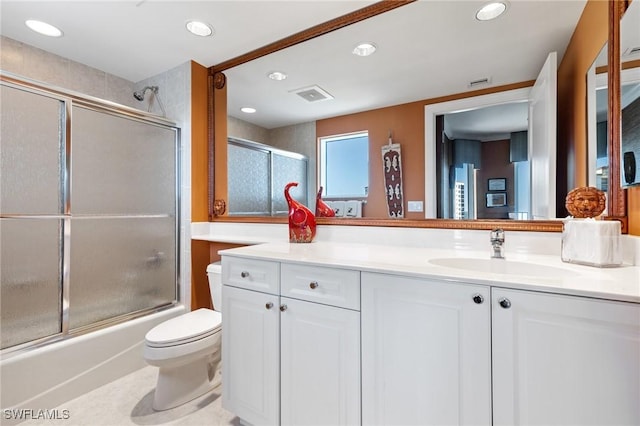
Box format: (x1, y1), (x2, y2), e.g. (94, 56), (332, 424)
(191, 61), (210, 222)
(557, 0), (608, 216)
(630, 190), (640, 234)
(317, 101), (424, 219)
(191, 62), (213, 310)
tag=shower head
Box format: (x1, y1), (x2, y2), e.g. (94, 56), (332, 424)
(133, 86), (158, 101)
(133, 85), (166, 117)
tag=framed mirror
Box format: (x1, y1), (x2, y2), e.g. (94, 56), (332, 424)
(209, 0), (616, 232)
(587, 43), (608, 192)
(619, 0), (640, 189)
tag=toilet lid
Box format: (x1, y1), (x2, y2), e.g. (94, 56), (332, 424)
(145, 308), (222, 347)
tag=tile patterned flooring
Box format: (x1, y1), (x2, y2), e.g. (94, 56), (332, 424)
(19, 366), (239, 426)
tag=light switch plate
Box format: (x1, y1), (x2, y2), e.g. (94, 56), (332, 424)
(407, 201), (424, 212)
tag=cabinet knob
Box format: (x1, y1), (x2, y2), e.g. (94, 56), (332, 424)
(309, 281), (319, 289)
(472, 294), (484, 304)
(265, 302), (274, 310)
(279, 304), (288, 312)
(499, 297), (511, 309)
(240, 271), (249, 278)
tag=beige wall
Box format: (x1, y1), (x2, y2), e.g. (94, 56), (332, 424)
(228, 115), (269, 144)
(1, 36), (137, 108)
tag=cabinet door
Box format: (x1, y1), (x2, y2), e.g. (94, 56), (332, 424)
(362, 272), (491, 426)
(492, 288), (640, 426)
(280, 297), (360, 426)
(222, 285), (280, 426)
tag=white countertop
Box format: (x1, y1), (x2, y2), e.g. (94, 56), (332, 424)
(219, 241), (640, 304)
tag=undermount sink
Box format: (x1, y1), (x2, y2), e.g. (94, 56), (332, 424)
(429, 257), (574, 278)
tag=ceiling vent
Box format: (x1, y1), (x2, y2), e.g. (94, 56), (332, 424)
(290, 85), (334, 102)
(468, 77), (492, 88)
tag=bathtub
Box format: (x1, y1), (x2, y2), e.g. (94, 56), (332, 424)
(0, 305), (185, 421)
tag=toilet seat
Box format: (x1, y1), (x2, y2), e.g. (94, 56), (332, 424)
(145, 308), (222, 348)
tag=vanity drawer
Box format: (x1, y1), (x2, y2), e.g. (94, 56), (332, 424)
(281, 263), (360, 310)
(222, 256), (280, 295)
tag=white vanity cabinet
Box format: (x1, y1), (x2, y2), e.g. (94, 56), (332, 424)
(221, 256), (361, 426)
(361, 272), (492, 426)
(492, 288), (640, 426)
(222, 284), (280, 425)
(217, 242), (640, 426)
(362, 272), (640, 426)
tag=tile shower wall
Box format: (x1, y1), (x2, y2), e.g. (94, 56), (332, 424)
(0, 35), (193, 308)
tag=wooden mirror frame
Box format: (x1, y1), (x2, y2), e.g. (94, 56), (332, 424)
(206, 0), (628, 233)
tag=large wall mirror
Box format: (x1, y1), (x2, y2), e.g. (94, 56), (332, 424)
(590, 0), (640, 196)
(619, 0), (640, 189)
(209, 0), (623, 232)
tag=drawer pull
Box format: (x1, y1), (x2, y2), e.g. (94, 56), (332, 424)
(499, 297), (511, 309)
(309, 281), (319, 289)
(472, 294), (484, 304)
(240, 271), (249, 278)
(265, 302), (274, 310)
(280, 304), (288, 312)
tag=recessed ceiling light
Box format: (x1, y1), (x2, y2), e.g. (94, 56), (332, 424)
(268, 71), (288, 81)
(186, 20), (213, 37)
(476, 2), (508, 21)
(352, 42), (377, 57)
(241, 107), (256, 114)
(25, 20), (63, 37)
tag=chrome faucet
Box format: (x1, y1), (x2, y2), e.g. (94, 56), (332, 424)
(490, 228), (505, 259)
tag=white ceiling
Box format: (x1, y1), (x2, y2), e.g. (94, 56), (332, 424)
(445, 102), (529, 141)
(0, 0), (589, 137)
(225, 0), (586, 131)
(0, 0), (376, 82)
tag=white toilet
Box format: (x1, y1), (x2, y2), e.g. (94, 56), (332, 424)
(143, 262), (223, 411)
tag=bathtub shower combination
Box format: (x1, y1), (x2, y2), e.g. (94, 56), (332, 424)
(0, 73), (181, 414)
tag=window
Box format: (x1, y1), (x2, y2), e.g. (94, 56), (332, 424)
(319, 131), (369, 198)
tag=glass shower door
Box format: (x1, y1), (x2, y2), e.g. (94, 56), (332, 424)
(68, 106), (178, 330)
(0, 85), (64, 349)
(1, 78), (180, 350)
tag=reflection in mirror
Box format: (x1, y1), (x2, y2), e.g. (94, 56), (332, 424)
(587, 43), (608, 192)
(226, 136), (308, 216)
(318, 132), (369, 200)
(620, 0), (640, 188)
(218, 1), (587, 225)
(424, 86), (558, 219)
(436, 101), (530, 220)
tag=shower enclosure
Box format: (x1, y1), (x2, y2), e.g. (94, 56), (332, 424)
(0, 74), (180, 352)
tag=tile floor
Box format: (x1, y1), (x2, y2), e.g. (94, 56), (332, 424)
(19, 366), (239, 426)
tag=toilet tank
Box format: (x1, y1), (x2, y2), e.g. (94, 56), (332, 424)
(207, 262), (222, 312)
